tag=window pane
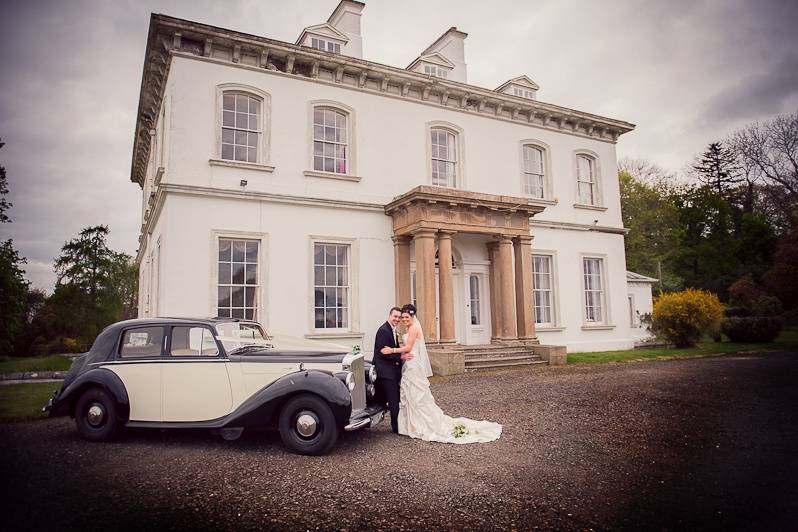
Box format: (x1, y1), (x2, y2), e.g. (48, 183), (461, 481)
(246, 241), (258, 262)
(221, 144), (234, 160)
(223, 111), (235, 127)
(244, 287), (256, 307)
(234, 146), (247, 161)
(232, 263), (245, 284)
(232, 308), (245, 319)
(314, 289), (324, 307)
(231, 286), (244, 307)
(245, 264), (257, 285)
(218, 263), (231, 285)
(218, 287), (231, 308)
(219, 240), (232, 261)
(120, 327), (164, 358)
(247, 147), (257, 162)
(324, 157), (334, 172)
(235, 94), (247, 111)
(231, 241), (244, 262)
(314, 244), (324, 265)
(223, 94), (235, 110)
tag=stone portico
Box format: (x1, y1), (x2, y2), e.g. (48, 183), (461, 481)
(385, 186), (566, 374)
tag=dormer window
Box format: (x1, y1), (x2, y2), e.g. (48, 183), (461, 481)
(423, 64), (448, 78)
(513, 87), (536, 100)
(310, 37), (341, 54)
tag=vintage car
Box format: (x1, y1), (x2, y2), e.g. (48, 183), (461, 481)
(44, 317), (385, 455)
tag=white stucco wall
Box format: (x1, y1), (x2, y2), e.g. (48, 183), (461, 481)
(627, 281), (656, 341)
(136, 53), (636, 353)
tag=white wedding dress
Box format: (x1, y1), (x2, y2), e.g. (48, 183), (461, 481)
(397, 317), (502, 444)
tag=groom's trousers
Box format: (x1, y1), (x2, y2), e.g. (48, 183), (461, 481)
(379, 377), (401, 433)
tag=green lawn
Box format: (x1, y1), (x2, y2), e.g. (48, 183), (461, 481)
(0, 355), (73, 374)
(0, 382), (62, 422)
(568, 327), (798, 364)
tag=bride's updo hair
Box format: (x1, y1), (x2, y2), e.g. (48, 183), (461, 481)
(401, 304), (417, 316)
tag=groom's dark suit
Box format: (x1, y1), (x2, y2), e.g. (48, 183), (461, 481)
(374, 321), (402, 433)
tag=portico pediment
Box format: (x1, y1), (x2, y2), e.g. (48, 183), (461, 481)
(384, 185), (546, 237)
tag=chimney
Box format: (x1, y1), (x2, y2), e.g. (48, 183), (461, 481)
(328, 0), (365, 59)
(420, 27), (468, 83)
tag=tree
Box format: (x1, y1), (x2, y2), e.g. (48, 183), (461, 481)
(668, 184), (740, 299)
(0, 240), (29, 355)
(47, 226), (138, 350)
(763, 226), (798, 311)
(729, 111), (798, 227)
(691, 141), (741, 198)
(0, 138), (30, 355)
(618, 170), (683, 292)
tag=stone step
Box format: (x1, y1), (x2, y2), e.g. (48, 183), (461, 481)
(464, 349), (535, 359)
(465, 354), (543, 364)
(465, 358), (547, 371)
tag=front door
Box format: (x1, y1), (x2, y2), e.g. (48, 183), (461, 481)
(464, 272), (491, 345)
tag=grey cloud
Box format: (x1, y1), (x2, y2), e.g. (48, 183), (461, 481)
(700, 53), (798, 125)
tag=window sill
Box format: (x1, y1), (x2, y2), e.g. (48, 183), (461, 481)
(209, 158), (275, 173)
(573, 203), (608, 212)
(580, 324), (616, 331)
(522, 196), (557, 205)
(536, 326), (565, 332)
(305, 331), (364, 339)
(304, 170), (362, 182)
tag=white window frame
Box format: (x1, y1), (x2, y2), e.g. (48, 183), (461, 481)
(311, 37), (341, 54)
(580, 254), (612, 327)
(531, 253), (555, 327)
(469, 274), (482, 326)
(213, 84), (271, 168)
(423, 63), (449, 78)
(309, 236), (359, 335)
(426, 121), (465, 189)
(306, 100), (357, 179)
(573, 150), (604, 208)
(210, 230), (269, 327)
(519, 140), (553, 200)
(531, 251), (561, 329)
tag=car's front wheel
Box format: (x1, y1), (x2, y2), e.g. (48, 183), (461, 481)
(278, 394), (339, 455)
(74, 388), (120, 442)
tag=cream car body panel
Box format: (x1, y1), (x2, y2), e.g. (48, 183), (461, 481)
(104, 363), (162, 421)
(161, 360), (233, 421)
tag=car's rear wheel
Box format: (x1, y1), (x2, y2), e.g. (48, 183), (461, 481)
(278, 394), (338, 455)
(74, 388), (120, 442)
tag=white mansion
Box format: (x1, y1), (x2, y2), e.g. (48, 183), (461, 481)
(132, 1), (653, 371)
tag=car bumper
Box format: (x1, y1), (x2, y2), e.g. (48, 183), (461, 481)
(344, 404), (386, 432)
(42, 390), (59, 414)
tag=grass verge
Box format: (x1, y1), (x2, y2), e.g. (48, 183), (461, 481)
(0, 382), (62, 422)
(0, 355), (73, 374)
(568, 327), (798, 364)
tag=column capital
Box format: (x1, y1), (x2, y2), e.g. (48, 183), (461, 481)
(513, 234), (534, 245)
(412, 228), (437, 239)
(437, 230), (457, 239)
(495, 234), (514, 245)
(392, 235), (412, 245)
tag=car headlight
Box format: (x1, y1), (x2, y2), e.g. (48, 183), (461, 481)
(368, 366), (377, 383)
(345, 372), (355, 391)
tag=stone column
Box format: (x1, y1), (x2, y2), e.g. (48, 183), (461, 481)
(514, 235), (537, 341)
(437, 231), (456, 344)
(392, 235), (411, 307)
(486, 241), (502, 342)
(413, 229), (438, 343)
(497, 235), (518, 340)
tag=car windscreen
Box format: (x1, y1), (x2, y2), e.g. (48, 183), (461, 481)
(215, 322), (271, 353)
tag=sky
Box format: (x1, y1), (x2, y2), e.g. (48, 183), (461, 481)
(1, 0), (796, 291)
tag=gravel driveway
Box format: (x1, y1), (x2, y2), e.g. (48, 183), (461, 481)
(1, 352), (796, 531)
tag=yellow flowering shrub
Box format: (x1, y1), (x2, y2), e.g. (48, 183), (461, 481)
(652, 289), (724, 347)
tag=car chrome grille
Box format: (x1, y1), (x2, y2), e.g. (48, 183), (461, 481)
(343, 353), (366, 413)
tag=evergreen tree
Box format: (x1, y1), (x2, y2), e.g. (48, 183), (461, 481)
(692, 141), (741, 198)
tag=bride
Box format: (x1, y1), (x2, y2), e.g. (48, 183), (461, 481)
(380, 304), (502, 444)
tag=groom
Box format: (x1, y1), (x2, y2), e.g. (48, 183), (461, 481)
(374, 306), (412, 433)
